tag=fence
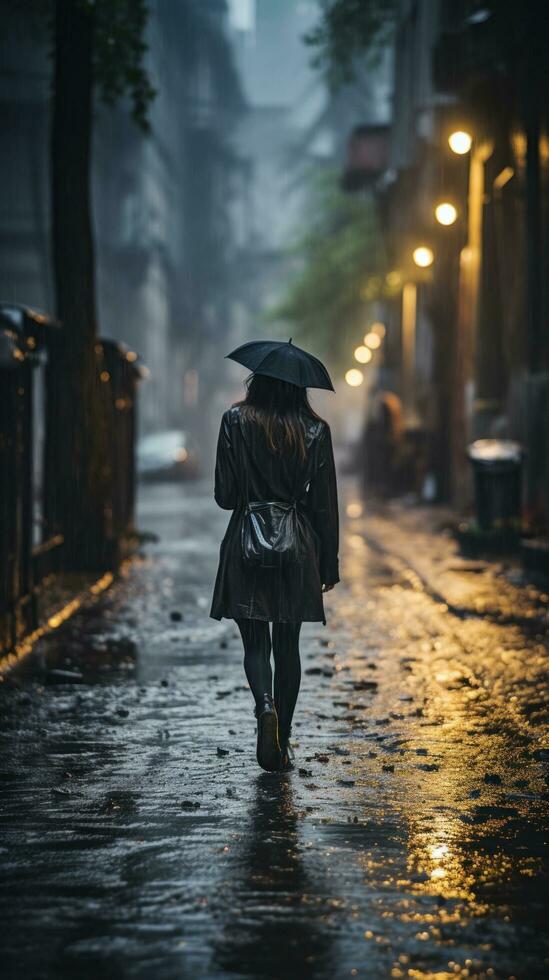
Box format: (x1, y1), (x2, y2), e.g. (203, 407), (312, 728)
(0, 305), (145, 659)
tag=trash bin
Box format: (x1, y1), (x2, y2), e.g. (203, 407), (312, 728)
(467, 439), (523, 532)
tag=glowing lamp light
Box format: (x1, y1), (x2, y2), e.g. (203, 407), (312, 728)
(346, 502), (363, 519)
(354, 345), (372, 364)
(435, 202), (458, 226)
(413, 246), (434, 268)
(371, 322), (386, 338)
(448, 130), (472, 155)
(364, 331), (381, 349)
(345, 368), (364, 387)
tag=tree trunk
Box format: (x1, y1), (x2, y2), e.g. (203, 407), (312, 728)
(46, 0), (110, 569)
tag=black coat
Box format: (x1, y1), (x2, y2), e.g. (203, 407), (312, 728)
(210, 405), (339, 624)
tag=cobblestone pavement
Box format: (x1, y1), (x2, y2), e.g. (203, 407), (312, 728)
(1, 480), (548, 980)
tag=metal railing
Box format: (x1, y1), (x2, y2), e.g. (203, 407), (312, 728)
(0, 304), (146, 659)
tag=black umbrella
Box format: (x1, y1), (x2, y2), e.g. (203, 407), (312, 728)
(226, 338), (334, 391)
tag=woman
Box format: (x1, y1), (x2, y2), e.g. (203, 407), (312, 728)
(210, 359), (339, 773)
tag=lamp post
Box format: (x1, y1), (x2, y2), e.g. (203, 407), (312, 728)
(401, 281), (417, 420)
(447, 121), (494, 502)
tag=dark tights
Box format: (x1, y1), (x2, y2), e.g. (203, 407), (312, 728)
(236, 619), (302, 746)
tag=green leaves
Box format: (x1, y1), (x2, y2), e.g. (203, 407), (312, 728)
(272, 171), (386, 366)
(305, 0), (396, 89)
(93, 0), (155, 131)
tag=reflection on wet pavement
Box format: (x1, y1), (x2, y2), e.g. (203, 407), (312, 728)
(0, 479), (548, 979)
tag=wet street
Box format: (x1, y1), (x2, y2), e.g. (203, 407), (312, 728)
(1, 479), (548, 980)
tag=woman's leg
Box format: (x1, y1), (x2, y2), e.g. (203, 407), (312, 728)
(236, 618), (280, 772)
(272, 621), (302, 747)
(235, 618), (272, 708)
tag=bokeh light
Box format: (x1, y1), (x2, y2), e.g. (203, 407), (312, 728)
(448, 130), (472, 154)
(435, 202), (458, 225)
(364, 332), (381, 349)
(345, 368), (364, 387)
(385, 270), (401, 289)
(354, 345), (372, 363)
(413, 246), (434, 268)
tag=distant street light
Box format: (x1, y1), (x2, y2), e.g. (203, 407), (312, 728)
(354, 345), (372, 364)
(345, 368), (364, 387)
(435, 202), (458, 226)
(413, 246), (434, 268)
(385, 271), (401, 289)
(364, 332), (381, 349)
(371, 322), (386, 338)
(448, 130), (472, 155)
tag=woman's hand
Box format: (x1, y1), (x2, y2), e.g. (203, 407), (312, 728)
(322, 583), (335, 593)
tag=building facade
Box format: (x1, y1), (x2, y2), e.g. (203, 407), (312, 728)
(365, 0), (549, 520)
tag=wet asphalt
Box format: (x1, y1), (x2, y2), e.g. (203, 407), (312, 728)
(1, 479), (548, 980)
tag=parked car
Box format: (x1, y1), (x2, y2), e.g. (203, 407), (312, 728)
(137, 429), (199, 481)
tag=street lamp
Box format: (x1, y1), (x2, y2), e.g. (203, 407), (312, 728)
(413, 246), (434, 268)
(371, 322), (386, 338)
(354, 345), (372, 364)
(364, 331), (381, 349)
(435, 202), (458, 226)
(345, 368), (364, 387)
(448, 130), (472, 155)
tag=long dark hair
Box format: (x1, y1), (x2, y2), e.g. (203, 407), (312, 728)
(238, 373), (322, 460)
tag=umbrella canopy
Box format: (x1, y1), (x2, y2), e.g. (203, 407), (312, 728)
(226, 339), (334, 391)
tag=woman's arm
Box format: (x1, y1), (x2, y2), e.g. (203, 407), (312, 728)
(214, 412), (238, 509)
(308, 424), (340, 587)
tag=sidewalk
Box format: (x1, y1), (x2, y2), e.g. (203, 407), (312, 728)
(360, 501), (549, 630)
(1, 479), (548, 979)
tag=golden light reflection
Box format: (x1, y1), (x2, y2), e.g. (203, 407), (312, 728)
(429, 867), (447, 881)
(0, 570), (115, 676)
